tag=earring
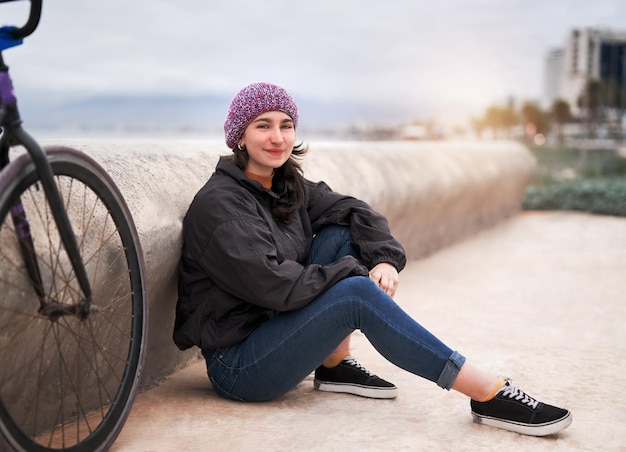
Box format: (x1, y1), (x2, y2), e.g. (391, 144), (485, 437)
(237, 143), (245, 151)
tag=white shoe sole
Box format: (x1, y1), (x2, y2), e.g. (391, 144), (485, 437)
(314, 380), (398, 399)
(472, 410), (573, 436)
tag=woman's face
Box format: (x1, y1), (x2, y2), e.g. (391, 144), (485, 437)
(239, 111), (295, 176)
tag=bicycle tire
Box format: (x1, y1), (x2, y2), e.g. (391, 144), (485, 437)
(0, 146), (147, 451)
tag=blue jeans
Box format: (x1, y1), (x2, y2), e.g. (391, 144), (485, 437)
(204, 226), (465, 401)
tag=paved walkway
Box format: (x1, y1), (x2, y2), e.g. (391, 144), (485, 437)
(112, 212), (626, 451)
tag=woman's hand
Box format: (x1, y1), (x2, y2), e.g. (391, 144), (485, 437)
(369, 263), (399, 298)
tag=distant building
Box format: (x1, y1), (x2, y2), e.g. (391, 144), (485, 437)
(543, 49), (563, 109)
(543, 27), (626, 114)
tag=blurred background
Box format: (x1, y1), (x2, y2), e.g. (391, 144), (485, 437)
(2, 0), (626, 216)
(1, 0), (625, 142)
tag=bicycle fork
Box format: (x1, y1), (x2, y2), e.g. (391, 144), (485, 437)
(1, 66), (93, 320)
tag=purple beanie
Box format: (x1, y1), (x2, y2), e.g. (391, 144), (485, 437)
(224, 82), (299, 149)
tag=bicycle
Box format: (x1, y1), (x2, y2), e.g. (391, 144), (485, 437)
(0, 1), (147, 450)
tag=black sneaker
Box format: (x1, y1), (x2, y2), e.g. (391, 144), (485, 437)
(314, 356), (398, 399)
(470, 380), (572, 436)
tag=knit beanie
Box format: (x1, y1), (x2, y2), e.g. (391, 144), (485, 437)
(224, 82), (299, 149)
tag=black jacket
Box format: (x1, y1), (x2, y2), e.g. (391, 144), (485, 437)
(173, 157), (406, 351)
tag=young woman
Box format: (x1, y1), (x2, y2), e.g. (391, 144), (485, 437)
(174, 82), (572, 437)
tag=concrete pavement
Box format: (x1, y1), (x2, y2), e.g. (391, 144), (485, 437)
(111, 211), (626, 451)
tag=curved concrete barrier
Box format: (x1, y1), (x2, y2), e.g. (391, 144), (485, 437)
(34, 138), (535, 384)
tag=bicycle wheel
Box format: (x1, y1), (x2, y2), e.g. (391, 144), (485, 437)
(0, 146), (147, 451)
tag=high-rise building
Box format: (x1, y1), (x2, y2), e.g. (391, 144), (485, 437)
(544, 27), (626, 115)
(543, 49), (563, 109)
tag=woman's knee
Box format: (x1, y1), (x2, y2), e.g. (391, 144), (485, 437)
(308, 226), (358, 265)
(317, 224), (351, 239)
(335, 276), (382, 299)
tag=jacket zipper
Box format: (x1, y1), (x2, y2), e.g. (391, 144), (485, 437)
(284, 232), (303, 262)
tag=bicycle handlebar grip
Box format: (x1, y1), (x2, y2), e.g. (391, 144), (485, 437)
(1, 0), (42, 40)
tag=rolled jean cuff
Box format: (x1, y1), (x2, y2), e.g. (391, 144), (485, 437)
(436, 350), (466, 390)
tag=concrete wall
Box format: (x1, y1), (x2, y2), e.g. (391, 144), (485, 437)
(42, 138), (536, 385)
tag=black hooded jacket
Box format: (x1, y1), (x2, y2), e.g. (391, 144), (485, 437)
(173, 157), (406, 351)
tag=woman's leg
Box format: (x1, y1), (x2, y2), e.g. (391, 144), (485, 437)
(206, 276), (462, 402)
(306, 225), (396, 398)
(304, 226), (498, 399)
(306, 225), (358, 265)
(206, 275), (572, 437)
(307, 225), (356, 366)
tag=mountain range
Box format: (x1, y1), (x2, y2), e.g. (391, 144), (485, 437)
(16, 93), (417, 138)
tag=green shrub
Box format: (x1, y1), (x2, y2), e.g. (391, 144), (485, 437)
(524, 179), (626, 216)
(523, 144), (626, 217)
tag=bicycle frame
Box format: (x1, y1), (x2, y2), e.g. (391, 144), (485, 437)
(0, 0), (93, 318)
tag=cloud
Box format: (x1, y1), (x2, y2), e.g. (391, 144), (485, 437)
(3, 0), (625, 127)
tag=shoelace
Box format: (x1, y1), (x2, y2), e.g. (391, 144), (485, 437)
(343, 357), (375, 376)
(500, 381), (539, 409)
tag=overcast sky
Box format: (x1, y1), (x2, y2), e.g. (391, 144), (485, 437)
(3, 0), (626, 126)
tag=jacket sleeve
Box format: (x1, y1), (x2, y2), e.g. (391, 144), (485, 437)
(186, 188), (369, 313)
(306, 180), (406, 272)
